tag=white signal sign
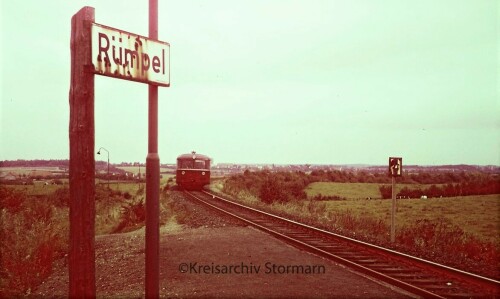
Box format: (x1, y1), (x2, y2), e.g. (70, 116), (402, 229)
(389, 157), (402, 177)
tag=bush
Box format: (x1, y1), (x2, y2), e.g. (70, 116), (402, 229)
(226, 169), (500, 204)
(50, 187), (69, 207)
(224, 171), (310, 204)
(312, 194), (345, 201)
(0, 187), (24, 214)
(397, 186), (424, 199)
(379, 185), (392, 199)
(0, 187), (68, 297)
(259, 177), (290, 203)
(0, 184), (129, 297)
(113, 198), (145, 233)
(389, 178), (500, 199)
(398, 218), (498, 269)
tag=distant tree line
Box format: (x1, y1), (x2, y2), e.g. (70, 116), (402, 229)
(0, 159), (116, 168)
(0, 160), (70, 168)
(1, 159), (122, 173)
(307, 169), (496, 185)
(379, 179), (500, 199)
(223, 170), (500, 204)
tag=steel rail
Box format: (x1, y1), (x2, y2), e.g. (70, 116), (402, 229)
(184, 191), (443, 298)
(182, 189), (499, 298)
(200, 191), (500, 289)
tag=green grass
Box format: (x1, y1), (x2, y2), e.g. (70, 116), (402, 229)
(218, 179), (500, 278)
(115, 166), (143, 175)
(305, 182), (448, 199)
(9, 183), (64, 196)
(306, 181), (500, 241)
(322, 194), (500, 244)
(115, 166), (173, 176)
(107, 181), (142, 194)
(9, 176), (174, 199)
(160, 174), (175, 186)
(305, 182), (382, 199)
(0, 166), (61, 176)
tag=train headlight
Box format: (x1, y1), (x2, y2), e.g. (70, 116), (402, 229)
(181, 171), (185, 175)
(202, 172), (205, 175)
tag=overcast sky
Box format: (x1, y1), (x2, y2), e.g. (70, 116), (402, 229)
(1, 0), (498, 165)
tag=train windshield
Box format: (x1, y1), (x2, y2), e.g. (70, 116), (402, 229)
(178, 159), (209, 169)
(178, 160), (193, 169)
(194, 159), (207, 169)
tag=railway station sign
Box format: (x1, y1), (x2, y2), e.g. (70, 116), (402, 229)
(70, 5), (166, 297)
(91, 23), (170, 86)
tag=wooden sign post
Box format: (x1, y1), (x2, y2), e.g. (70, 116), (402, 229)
(69, 6), (96, 298)
(389, 157), (402, 243)
(69, 2), (168, 297)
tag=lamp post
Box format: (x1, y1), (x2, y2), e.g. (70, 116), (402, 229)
(97, 147), (110, 189)
(136, 163), (142, 189)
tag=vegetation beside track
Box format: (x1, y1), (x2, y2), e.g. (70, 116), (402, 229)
(0, 174), (242, 297)
(0, 178), (180, 297)
(0, 185), (123, 296)
(215, 170), (500, 279)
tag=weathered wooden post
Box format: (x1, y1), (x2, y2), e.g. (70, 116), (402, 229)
(69, 6), (96, 298)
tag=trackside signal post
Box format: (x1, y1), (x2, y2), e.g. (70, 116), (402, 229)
(389, 157), (402, 243)
(69, 2), (169, 297)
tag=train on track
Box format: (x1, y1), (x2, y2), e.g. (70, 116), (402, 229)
(176, 151), (211, 190)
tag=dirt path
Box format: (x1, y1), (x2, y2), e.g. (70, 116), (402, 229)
(34, 225), (413, 298)
(33, 192), (413, 298)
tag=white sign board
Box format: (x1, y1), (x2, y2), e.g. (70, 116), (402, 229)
(91, 23), (170, 86)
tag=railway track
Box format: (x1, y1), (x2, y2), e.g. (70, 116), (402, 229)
(183, 190), (500, 298)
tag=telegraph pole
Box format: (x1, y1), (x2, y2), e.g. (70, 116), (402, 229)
(145, 0), (160, 297)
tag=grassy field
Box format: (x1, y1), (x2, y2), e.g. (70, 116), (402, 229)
(115, 166), (143, 175)
(9, 183), (65, 196)
(305, 182), (445, 199)
(305, 182), (382, 199)
(322, 195), (499, 243)
(0, 166), (62, 176)
(304, 182), (499, 243)
(7, 174), (175, 197)
(115, 166), (173, 176)
(216, 179), (500, 278)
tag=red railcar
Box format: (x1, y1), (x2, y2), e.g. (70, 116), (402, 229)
(176, 151), (211, 190)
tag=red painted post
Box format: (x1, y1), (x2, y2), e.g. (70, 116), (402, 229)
(391, 176), (396, 243)
(69, 6), (96, 298)
(146, 0), (160, 297)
